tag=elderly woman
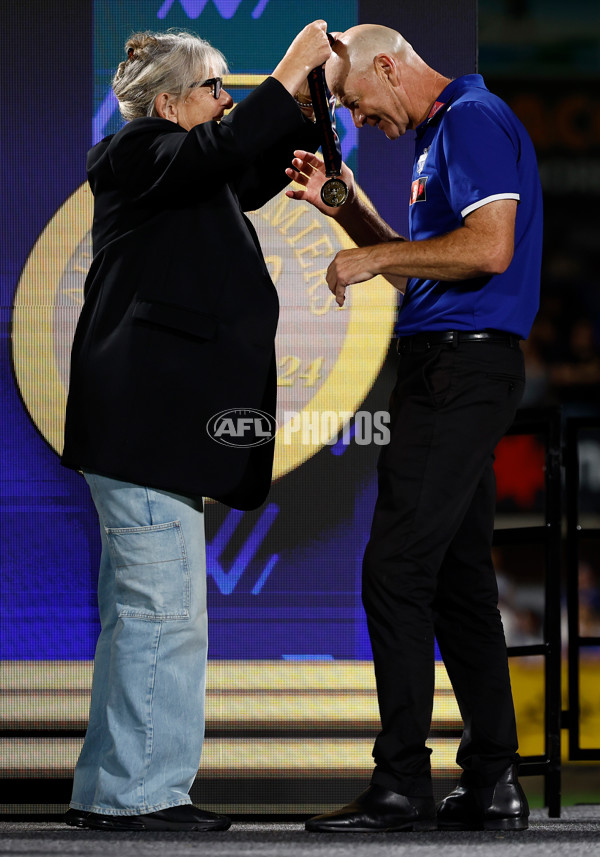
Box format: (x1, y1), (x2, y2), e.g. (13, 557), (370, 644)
(61, 23), (330, 831)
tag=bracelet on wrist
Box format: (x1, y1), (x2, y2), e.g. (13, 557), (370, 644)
(294, 97), (313, 108)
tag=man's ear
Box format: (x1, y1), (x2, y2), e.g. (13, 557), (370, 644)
(374, 53), (399, 85)
(154, 92), (179, 123)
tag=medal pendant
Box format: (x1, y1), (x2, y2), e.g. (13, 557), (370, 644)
(321, 178), (349, 207)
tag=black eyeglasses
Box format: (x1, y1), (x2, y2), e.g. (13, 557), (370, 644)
(189, 77), (222, 99)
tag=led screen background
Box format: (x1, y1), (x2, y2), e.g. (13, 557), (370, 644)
(2, 0), (476, 662)
(1, 0), (476, 810)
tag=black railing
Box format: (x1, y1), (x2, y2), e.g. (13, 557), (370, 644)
(565, 404), (600, 763)
(493, 407), (563, 817)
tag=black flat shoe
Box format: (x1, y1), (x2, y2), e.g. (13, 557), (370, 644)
(305, 784), (437, 832)
(437, 764), (529, 831)
(64, 809), (91, 827)
(82, 804), (231, 831)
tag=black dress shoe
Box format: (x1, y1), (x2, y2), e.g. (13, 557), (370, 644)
(305, 784), (437, 832)
(64, 809), (90, 827)
(82, 804), (231, 831)
(437, 764), (529, 831)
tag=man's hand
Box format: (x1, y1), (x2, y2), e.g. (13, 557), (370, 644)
(285, 152), (408, 297)
(285, 149), (355, 217)
(326, 246), (380, 306)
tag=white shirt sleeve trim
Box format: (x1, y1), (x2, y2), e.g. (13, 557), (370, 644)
(461, 193), (520, 219)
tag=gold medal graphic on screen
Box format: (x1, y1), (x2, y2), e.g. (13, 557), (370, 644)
(11, 75), (397, 481)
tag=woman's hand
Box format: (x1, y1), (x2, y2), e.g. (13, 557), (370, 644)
(272, 21), (332, 97)
(285, 150), (356, 217)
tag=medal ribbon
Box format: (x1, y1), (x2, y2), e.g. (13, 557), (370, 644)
(307, 65), (343, 178)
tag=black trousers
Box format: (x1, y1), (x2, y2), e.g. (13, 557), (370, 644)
(363, 338), (525, 796)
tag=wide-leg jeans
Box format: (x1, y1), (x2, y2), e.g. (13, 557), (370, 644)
(70, 473), (208, 815)
(363, 339), (525, 797)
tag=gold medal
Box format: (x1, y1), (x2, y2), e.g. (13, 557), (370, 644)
(321, 177), (349, 207)
(307, 65), (348, 209)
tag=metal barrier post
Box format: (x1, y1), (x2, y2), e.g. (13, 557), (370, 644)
(493, 407), (563, 816)
(565, 405), (600, 764)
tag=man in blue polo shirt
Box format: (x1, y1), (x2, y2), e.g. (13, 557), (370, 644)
(286, 23), (541, 834)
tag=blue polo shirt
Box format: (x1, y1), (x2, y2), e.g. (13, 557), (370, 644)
(395, 74), (542, 339)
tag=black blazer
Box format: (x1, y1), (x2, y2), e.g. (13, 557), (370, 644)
(61, 77), (318, 510)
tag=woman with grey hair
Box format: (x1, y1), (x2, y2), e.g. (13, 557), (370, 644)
(61, 22), (331, 832)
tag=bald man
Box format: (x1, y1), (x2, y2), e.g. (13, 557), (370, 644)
(288, 25), (541, 833)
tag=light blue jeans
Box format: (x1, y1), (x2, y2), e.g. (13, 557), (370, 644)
(70, 472), (208, 815)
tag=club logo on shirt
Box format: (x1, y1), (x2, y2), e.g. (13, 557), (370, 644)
(427, 100), (445, 120)
(410, 176), (428, 205)
(416, 147), (429, 176)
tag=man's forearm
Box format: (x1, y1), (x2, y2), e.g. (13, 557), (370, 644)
(336, 193), (403, 246)
(367, 221), (512, 281)
(326, 199), (518, 307)
(338, 197), (517, 285)
(336, 195), (408, 292)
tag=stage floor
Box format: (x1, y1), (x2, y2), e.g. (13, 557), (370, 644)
(1, 808), (600, 857)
